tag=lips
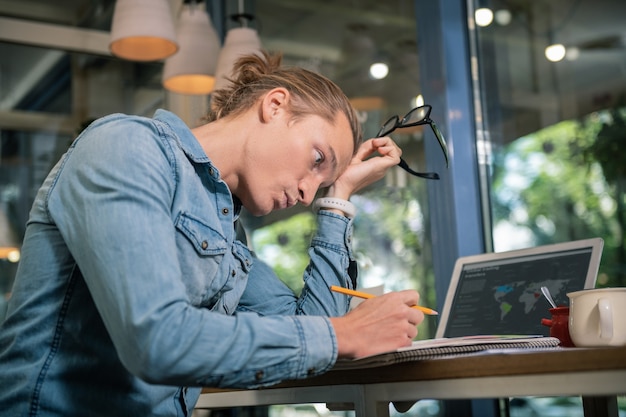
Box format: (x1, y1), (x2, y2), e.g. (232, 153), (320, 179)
(284, 193), (297, 208)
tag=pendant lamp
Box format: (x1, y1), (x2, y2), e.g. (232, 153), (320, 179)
(213, 9), (262, 92)
(109, 0), (178, 62)
(162, 3), (221, 95)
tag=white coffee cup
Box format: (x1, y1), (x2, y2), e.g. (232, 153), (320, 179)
(567, 288), (626, 347)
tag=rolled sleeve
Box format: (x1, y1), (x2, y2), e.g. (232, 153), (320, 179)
(311, 210), (355, 261)
(193, 313), (337, 388)
(293, 315), (338, 379)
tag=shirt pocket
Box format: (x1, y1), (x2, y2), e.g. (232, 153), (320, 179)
(175, 212), (229, 306)
(208, 240), (253, 314)
(176, 211), (228, 255)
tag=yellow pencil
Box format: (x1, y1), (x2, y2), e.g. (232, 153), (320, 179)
(330, 285), (439, 316)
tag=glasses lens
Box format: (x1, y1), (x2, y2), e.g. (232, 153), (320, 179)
(377, 116), (399, 137)
(403, 106), (429, 125)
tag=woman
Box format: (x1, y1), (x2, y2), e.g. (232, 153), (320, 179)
(0, 51), (424, 416)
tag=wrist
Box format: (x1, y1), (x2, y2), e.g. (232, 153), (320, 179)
(313, 197), (356, 219)
(323, 185), (351, 200)
(329, 317), (358, 358)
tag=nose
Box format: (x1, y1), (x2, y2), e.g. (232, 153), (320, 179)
(298, 178), (322, 206)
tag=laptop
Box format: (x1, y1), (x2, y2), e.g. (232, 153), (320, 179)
(435, 238), (604, 338)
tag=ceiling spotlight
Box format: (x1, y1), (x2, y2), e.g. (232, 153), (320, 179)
(494, 9), (512, 26)
(413, 94), (424, 108)
(545, 44), (566, 62)
(566, 47), (580, 61)
(369, 62), (389, 80)
(475, 8), (494, 27)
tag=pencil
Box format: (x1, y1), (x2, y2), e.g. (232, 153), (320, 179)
(330, 285), (439, 315)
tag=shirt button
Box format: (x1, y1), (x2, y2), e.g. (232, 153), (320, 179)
(255, 370), (265, 381)
(201, 241), (208, 250)
(209, 168), (215, 176)
(222, 208), (229, 215)
(231, 270), (236, 277)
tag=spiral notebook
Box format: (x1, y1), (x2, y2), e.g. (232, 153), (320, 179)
(334, 335), (561, 369)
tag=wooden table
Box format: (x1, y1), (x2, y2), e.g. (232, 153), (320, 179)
(196, 346), (626, 417)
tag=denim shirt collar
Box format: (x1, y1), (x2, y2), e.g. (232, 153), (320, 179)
(154, 109), (211, 165)
(153, 109), (241, 220)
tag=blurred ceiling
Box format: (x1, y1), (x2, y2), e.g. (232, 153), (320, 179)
(0, 0), (625, 139)
(0, 0), (426, 141)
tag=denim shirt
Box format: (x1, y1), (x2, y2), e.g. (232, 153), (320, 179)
(0, 110), (357, 417)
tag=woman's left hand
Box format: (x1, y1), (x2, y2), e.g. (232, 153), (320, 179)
(326, 137), (401, 199)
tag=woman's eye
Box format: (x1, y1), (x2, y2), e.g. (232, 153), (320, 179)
(314, 150), (325, 166)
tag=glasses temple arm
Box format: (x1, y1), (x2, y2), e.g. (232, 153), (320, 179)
(398, 158), (440, 180)
(426, 120), (449, 168)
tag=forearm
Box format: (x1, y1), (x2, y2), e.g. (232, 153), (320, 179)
(124, 305), (337, 388)
(297, 210), (356, 316)
(239, 210), (356, 318)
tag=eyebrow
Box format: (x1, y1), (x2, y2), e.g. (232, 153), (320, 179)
(327, 145), (338, 176)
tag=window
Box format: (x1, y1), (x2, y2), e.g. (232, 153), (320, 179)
(470, 0), (626, 287)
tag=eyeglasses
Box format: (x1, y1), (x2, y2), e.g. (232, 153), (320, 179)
(376, 105), (449, 180)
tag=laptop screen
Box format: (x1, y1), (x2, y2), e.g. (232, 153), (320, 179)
(436, 238), (604, 338)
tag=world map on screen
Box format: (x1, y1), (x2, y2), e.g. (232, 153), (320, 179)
(493, 280), (569, 320)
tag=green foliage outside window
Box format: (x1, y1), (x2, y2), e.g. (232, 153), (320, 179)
(492, 105), (626, 287)
(251, 212), (317, 295)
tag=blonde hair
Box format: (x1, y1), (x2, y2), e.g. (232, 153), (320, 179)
(208, 51), (362, 153)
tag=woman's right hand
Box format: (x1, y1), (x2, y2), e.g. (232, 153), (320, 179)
(329, 290), (424, 359)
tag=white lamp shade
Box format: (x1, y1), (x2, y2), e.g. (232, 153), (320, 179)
(162, 5), (221, 95)
(109, 0), (178, 61)
(213, 27), (262, 91)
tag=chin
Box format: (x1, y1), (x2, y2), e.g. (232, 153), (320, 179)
(240, 195), (280, 216)
(247, 204), (274, 217)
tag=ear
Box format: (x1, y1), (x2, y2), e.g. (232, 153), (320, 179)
(260, 88), (290, 123)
